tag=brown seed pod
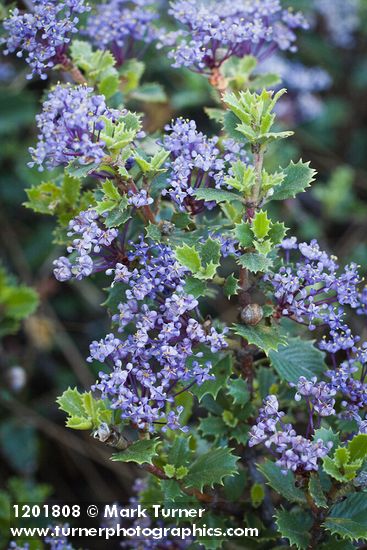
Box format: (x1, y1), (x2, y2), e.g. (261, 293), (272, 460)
(240, 304), (263, 326)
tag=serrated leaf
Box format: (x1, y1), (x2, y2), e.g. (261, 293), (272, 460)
(233, 323), (287, 355)
(309, 473), (328, 509)
(324, 493), (367, 541)
(57, 388), (85, 417)
(193, 188), (243, 204)
(167, 436), (192, 468)
(268, 222), (288, 245)
(268, 338), (326, 383)
(235, 222), (253, 247)
(175, 244), (202, 273)
(322, 456), (347, 482)
(199, 415), (227, 438)
(131, 82), (167, 103)
(112, 439), (160, 465)
(191, 355), (232, 402)
(2, 286), (38, 320)
(237, 252), (272, 273)
(275, 509), (312, 549)
(258, 461), (306, 503)
(314, 427), (340, 456)
(200, 238), (221, 267)
(184, 276), (207, 298)
(270, 161), (317, 201)
(227, 378), (250, 406)
(224, 274), (239, 298)
(252, 211), (271, 239)
(184, 448), (239, 491)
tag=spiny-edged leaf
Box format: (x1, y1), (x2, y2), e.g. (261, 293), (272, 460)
(322, 456), (347, 482)
(66, 161), (100, 179)
(348, 434), (367, 462)
(235, 222), (253, 247)
(308, 473), (328, 509)
(237, 252), (272, 273)
(258, 461), (306, 503)
(62, 175), (81, 205)
(253, 239), (272, 255)
(66, 416), (92, 430)
(268, 222), (288, 245)
(205, 107), (225, 123)
(268, 338), (326, 383)
(131, 82), (167, 103)
(324, 493), (367, 541)
(227, 378), (250, 406)
(223, 469), (247, 502)
(257, 366), (277, 400)
(167, 436), (192, 468)
(184, 276), (207, 298)
(191, 355), (232, 402)
(224, 274), (239, 298)
(275, 509), (313, 549)
(233, 323), (288, 355)
(270, 160), (317, 201)
(252, 211), (271, 240)
(184, 448), (239, 491)
(200, 238), (221, 267)
(223, 110), (247, 142)
(57, 387), (85, 417)
(112, 439), (160, 465)
(161, 479), (183, 502)
(320, 539), (356, 550)
(175, 244), (202, 273)
(2, 286), (38, 320)
(193, 188), (243, 204)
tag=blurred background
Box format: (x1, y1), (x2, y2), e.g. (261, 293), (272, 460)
(0, 0), (367, 548)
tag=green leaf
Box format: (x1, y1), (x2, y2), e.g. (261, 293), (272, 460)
(119, 59), (145, 93)
(251, 483), (265, 508)
(193, 188), (243, 204)
(131, 83), (167, 103)
(199, 415), (227, 439)
(233, 323), (287, 355)
(275, 509), (313, 549)
(223, 274), (239, 298)
(200, 238), (221, 267)
(167, 436), (192, 468)
(227, 378), (250, 406)
(270, 161), (317, 201)
(308, 473), (328, 509)
(268, 338), (326, 383)
(112, 439), (160, 465)
(268, 222), (288, 245)
(235, 222), (253, 247)
(184, 277), (207, 298)
(258, 461), (306, 503)
(314, 427), (340, 456)
(324, 493), (367, 541)
(184, 448), (239, 491)
(191, 355), (232, 402)
(175, 244), (202, 273)
(237, 252), (272, 273)
(57, 388), (112, 431)
(2, 286), (38, 320)
(252, 211), (271, 239)
(348, 434), (367, 462)
(57, 388), (85, 417)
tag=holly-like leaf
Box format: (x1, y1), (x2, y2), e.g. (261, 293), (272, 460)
(191, 355), (232, 402)
(131, 83), (167, 103)
(269, 338), (326, 383)
(252, 211), (271, 240)
(275, 509), (313, 549)
(348, 434), (367, 462)
(308, 473), (328, 509)
(184, 277), (207, 298)
(233, 324), (288, 355)
(270, 161), (317, 201)
(184, 448), (239, 491)
(235, 222), (253, 247)
(324, 493), (367, 541)
(200, 238), (221, 267)
(57, 388), (112, 431)
(175, 244), (202, 273)
(112, 439), (160, 465)
(227, 378), (250, 406)
(237, 252), (273, 273)
(258, 461), (306, 503)
(224, 274), (239, 298)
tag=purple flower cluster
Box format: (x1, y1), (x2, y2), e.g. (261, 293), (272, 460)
(159, 0), (308, 74)
(85, 0), (158, 65)
(2, 0), (89, 80)
(162, 119), (247, 212)
(89, 239), (228, 431)
(267, 238), (365, 355)
(29, 84), (114, 171)
(327, 358), (367, 426)
(314, 0), (360, 48)
(292, 376), (336, 418)
(53, 209), (119, 281)
(249, 396), (333, 473)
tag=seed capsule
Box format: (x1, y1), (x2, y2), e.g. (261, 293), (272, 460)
(241, 304), (263, 326)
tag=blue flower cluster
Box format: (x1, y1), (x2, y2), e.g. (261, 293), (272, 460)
(162, 118), (247, 212)
(2, 0), (89, 80)
(89, 239), (228, 431)
(53, 209), (119, 281)
(249, 395), (333, 473)
(158, 0), (308, 74)
(29, 84), (113, 171)
(314, 0), (360, 47)
(85, 0), (158, 65)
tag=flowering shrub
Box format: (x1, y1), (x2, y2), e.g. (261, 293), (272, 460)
(2, 0), (367, 548)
